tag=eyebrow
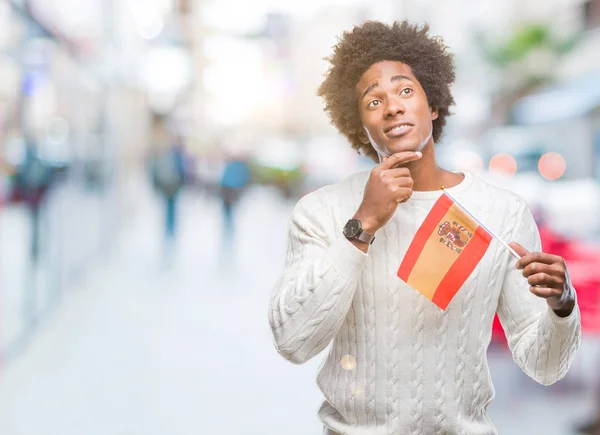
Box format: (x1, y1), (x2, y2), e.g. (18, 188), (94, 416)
(360, 74), (413, 101)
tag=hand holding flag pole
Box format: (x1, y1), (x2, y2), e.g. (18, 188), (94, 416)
(398, 185), (572, 312)
(398, 186), (521, 310)
(440, 186), (521, 260)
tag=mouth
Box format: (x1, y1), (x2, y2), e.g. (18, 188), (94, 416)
(384, 122), (414, 137)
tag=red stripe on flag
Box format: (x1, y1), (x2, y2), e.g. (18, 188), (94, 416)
(398, 193), (454, 281)
(431, 225), (492, 310)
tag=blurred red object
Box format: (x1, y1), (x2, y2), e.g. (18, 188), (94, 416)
(492, 223), (600, 346)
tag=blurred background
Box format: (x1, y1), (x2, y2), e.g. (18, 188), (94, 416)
(0, 0), (599, 433)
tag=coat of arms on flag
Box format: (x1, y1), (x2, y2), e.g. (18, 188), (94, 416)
(398, 192), (493, 310)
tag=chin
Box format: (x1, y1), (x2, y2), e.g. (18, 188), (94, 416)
(384, 130), (433, 154)
(385, 140), (421, 154)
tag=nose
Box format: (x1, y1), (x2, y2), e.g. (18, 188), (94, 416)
(384, 95), (405, 118)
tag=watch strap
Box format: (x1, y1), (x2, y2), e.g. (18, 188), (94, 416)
(356, 228), (375, 245)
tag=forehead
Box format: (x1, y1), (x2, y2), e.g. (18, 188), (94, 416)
(356, 61), (416, 94)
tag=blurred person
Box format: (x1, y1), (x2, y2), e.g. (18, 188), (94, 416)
(13, 140), (54, 263)
(219, 154), (251, 239)
(151, 134), (187, 256)
(268, 21), (581, 435)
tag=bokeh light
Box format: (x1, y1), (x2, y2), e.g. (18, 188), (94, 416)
(538, 152), (566, 181)
(46, 116), (70, 145)
(340, 355), (356, 371)
(450, 149), (485, 173)
(488, 153), (518, 176)
(351, 385), (363, 397)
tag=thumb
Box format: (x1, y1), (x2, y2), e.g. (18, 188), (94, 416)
(509, 242), (529, 258)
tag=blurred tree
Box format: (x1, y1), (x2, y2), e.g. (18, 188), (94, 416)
(477, 23), (582, 124)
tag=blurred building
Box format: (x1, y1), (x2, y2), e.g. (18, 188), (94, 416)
(0, 0), (193, 361)
(509, 0), (600, 180)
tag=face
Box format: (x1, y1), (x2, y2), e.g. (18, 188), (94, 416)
(356, 61), (438, 158)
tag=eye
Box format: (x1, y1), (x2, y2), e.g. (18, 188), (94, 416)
(400, 88), (413, 96)
(366, 99), (381, 109)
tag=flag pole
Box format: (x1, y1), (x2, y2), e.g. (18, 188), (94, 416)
(440, 187), (521, 260)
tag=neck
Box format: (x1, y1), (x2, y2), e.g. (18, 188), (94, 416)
(403, 141), (462, 192)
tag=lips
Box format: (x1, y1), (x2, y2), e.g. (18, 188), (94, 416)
(385, 122), (414, 137)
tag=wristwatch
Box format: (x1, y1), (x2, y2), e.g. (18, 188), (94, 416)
(343, 218), (376, 245)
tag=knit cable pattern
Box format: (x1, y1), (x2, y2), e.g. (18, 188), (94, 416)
(455, 260), (481, 434)
(433, 305), (449, 433)
(363, 259), (377, 424)
(410, 295), (426, 435)
(471, 199), (519, 418)
(384, 218), (403, 434)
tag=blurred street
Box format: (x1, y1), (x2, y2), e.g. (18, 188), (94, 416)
(0, 0), (600, 433)
(0, 179), (598, 435)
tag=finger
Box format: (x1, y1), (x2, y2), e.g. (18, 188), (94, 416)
(527, 272), (564, 288)
(529, 286), (560, 299)
(376, 169), (413, 189)
(383, 167), (411, 179)
(517, 252), (563, 269)
(380, 151), (422, 170)
(511, 242), (561, 269)
(390, 176), (414, 189)
(393, 187), (413, 203)
(521, 262), (565, 279)
(509, 242), (529, 267)
(385, 171), (414, 188)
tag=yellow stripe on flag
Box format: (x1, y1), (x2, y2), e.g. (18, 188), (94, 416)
(406, 203), (480, 301)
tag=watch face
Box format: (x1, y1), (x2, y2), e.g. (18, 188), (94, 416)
(344, 219), (361, 238)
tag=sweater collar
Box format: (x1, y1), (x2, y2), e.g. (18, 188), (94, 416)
(408, 171), (474, 201)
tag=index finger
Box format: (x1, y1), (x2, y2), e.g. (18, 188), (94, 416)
(516, 252), (563, 270)
(380, 151), (422, 170)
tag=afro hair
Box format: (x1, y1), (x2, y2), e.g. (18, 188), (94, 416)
(317, 21), (456, 162)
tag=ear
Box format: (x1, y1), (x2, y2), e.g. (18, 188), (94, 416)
(430, 106), (439, 121)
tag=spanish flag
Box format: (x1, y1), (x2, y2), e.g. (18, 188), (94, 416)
(398, 193), (492, 310)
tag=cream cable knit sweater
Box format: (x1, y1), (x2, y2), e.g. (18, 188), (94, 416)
(269, 170), (581, 435)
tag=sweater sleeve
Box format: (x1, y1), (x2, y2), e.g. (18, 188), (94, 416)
(268, 190), (369, 364)
(497, 200), (581, 386)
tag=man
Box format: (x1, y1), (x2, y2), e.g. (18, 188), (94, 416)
(151, 134), (187, 254)
(219, 154), (251, 239)
(268, 21), (580, 434)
